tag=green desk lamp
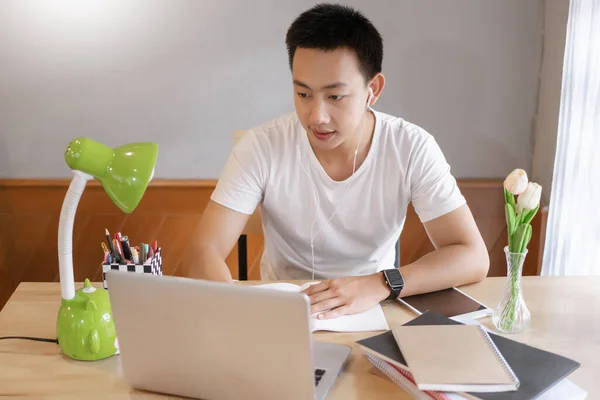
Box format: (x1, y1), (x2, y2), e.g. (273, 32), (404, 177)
(57, 137), (158, 361)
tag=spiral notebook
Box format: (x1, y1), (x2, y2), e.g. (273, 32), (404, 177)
(391, 325), (519, 392)
(365, 353), (460, 400)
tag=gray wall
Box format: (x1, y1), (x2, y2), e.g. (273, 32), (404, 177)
(0, 0), (544, 180)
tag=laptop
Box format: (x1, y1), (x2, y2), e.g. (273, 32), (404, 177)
(105, 271), (352, 400)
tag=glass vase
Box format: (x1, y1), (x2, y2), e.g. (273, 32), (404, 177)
(492, 246), (531, 334)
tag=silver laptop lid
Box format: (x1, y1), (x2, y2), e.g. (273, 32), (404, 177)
(106, 272), (317, 400)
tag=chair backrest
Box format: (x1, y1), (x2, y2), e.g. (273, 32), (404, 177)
(232, 130), (263, 235)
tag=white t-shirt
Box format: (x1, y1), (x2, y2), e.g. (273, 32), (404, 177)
(210, 109), (466, 280)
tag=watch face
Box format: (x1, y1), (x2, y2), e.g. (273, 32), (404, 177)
(385, 269), (404, 288)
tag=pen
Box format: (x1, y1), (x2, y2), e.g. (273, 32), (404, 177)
(147, 246), (154, 261)
(113, 239), (121, 256)
(121, 236), (132, 261)
(115, 233), (124, 256)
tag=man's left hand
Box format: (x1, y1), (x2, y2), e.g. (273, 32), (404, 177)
(301, 273), (391, 319)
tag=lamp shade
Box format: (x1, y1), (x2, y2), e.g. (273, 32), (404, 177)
(64, 137), (158, 213)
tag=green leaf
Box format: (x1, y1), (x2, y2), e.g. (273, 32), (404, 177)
(511, 224), (529, 253)
(504, 187), (516, 209)
(505, 203), (517, 251)
(521, 224), (532, 253)
(505, 203), (517, 237)
(520, 204), (540, 226)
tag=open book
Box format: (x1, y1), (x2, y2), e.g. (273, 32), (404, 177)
(254, 282), (390, 333)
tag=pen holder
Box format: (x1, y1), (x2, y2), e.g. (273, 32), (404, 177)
(102, 247), (163, 289)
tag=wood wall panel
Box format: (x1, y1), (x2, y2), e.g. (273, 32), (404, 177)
(0, 179), (547, 311)
(0, 180), (265, 311)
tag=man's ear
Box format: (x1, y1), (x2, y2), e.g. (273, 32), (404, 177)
(368, 73), (385, 105)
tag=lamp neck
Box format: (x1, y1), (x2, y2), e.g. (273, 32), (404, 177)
(57, 171), (91, 300)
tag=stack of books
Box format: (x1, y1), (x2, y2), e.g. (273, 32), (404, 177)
(357, 312), (587, 400)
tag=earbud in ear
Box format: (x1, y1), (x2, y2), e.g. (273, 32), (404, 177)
(367, 88), (374, 105)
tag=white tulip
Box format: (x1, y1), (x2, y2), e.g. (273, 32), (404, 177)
(504, 169), (529, 195)
(517, 182), (542, 211)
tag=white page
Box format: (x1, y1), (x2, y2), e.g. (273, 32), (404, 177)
(253, 282), (301, 292)
(312, 304), (389, 332)
(253, 282), (389, 332)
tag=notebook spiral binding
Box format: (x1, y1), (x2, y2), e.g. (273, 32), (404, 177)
(476, 325), (520, 388)
(365, 354), (452, 400)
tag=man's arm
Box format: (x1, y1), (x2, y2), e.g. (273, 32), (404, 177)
(304, 129), (489, 318)
(184, 200), (252, 282)
(303, 203), (489, 318)
(397, 203), (489, 297)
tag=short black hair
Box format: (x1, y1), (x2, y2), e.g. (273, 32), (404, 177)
(285, 3), (383, 84)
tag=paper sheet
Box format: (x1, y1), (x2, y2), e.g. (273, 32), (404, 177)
(253, 282), (390, 332)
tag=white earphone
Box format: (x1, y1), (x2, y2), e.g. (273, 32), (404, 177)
(299, 87), (374, 279)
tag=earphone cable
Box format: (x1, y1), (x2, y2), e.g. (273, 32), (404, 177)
(300, 92), (372, 279)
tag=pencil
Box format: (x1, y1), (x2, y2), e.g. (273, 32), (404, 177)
(105, 229), (115, 255)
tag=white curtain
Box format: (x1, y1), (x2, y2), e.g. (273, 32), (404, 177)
(542, 0), (600, 276)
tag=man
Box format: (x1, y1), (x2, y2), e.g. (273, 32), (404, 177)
(193, 3), (489, 319)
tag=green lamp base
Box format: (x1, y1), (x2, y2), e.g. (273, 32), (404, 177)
(56, 279), (118, 361)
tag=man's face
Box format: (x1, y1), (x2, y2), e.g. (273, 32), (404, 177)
(291, 47), (371, 152)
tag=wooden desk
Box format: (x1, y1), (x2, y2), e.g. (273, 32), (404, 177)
(0, 277), (597, 399)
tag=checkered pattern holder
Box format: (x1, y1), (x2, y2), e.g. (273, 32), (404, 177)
(102, 248), (163, 289)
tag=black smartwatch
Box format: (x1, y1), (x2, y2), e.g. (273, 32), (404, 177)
(382, 268), (404, 300)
